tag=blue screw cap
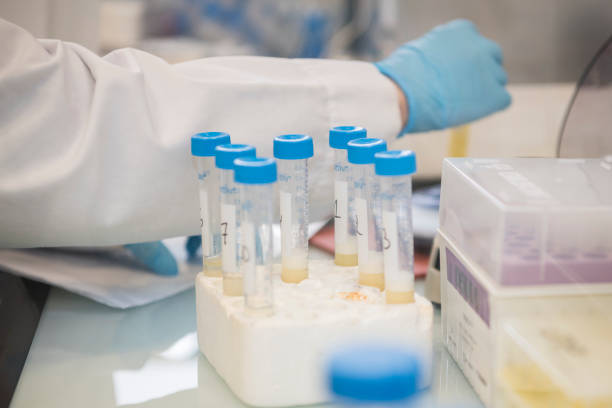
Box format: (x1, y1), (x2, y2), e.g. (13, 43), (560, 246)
(374, 150), (417, 176)
(191, 132), (231, 157)
(328, 343), (421, 402)
(273, 134), (314, 160)
(347, 138), (387, 164)
(215, 144), (256, 169)
(329, 126), (367, 149)
(234, 157), (277, 184)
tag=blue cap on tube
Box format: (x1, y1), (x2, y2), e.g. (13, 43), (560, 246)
(347, 138), (387, 164)
(374, 150), (417, 176)
(234, 157), (277, 184)
(191, 132), (231, 157)
(215, 144), (256, 169)
(329, 126), (367, 149)
(273, 134), (314, 160)
(328, 343), (421, 402)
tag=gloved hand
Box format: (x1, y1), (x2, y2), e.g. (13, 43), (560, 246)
(124, 241), (178, 276)
(375, 19), (511, 134)
(185, 235), (202, 259)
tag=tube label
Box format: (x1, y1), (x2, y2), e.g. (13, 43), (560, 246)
(334, 181), (348, 246)
(382, 210), (414, 289)
(241, 221), (255, 294)
(382, 210), (398, 275)
(356, 198), (368, 264)
(199, 188), (211, 257)
(221, 203), (236, 273)
(280, 191), (292, 259)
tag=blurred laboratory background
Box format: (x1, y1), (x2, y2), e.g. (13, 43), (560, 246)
(3, 0), (612, 176)
(4, 0), (612, 79)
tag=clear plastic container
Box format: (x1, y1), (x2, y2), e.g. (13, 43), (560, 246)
(215, 144), (256, 296)
(274, 134), (314, 283)
(191, 131), (231, 277)
(498, 312), (612, 408)
(375, 151), (417, 304)
(347, 138), (387, 290)
(438, 157), (612, 406)
(329, 126), (367, 267)
(234, 157), (277, 315)
(439, 158), (612, 286)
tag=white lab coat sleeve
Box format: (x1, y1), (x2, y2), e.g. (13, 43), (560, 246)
(0, 19), (402, 248)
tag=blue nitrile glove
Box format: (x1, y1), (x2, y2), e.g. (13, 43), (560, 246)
(185, 235), (201, 259)
(375, 19), (511, 134)
(124, 241), (178, 276)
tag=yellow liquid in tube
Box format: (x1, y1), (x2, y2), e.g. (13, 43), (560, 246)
(282, 268), (308, 283)
(359, 272), (385, 291)
(335, 252), (358, 267)
(335, 240), (358, 266)
(281, 252), (308, 283)
(386, 290), (415, 304)
(358, 251), (384, 290)
(223, 274), (243, 296)
(204, 255), (223, 277)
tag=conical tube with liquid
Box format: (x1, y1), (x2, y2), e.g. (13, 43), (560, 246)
(374, 150), (417, 304)
(347, 138), (387, 290)
(191, 132), (231, 277)
(215, 144), (256, 296)
(234, 157), (277, 315)
(329, 126), (367, 266)
(273, 134), (314, 283)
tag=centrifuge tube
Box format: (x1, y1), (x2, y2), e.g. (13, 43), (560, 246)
(347, 138), (387, 290)
(274, 134), (314, 283)
(374, 151), (417, 304)
(234, 157), (277, 315)
(329, 126), (367, 266)
(215, 144), (256, 296)
(191, 131), (231, 277)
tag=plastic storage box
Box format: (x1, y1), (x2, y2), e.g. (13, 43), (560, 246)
(438, 158), (612, 407)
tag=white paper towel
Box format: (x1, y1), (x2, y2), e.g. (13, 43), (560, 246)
(0, 221), (327, 309)
(0, 237), (200, 309)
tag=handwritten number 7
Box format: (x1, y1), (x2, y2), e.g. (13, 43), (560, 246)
(221, 222), (228, 245)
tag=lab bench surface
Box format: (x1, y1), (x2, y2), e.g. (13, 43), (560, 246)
(9, 251), (483, 408)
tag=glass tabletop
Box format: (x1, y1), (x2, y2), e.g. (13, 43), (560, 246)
(9, 251), (482, 408)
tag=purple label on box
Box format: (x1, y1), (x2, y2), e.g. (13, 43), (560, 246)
(446, 248), (490, 327)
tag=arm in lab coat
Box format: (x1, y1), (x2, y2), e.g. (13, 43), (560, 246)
(0, 18), (402, 248)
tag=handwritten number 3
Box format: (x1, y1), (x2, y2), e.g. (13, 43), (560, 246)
(383, 228), (391, 250)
